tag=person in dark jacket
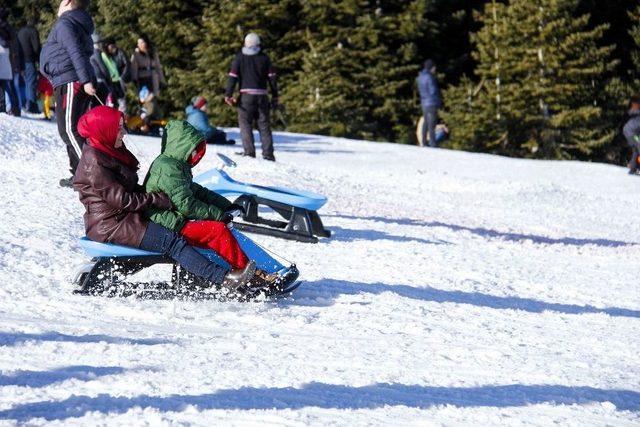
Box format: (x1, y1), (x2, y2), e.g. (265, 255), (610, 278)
(225, 33), (278, 161)
(0, 9), (22, 116)
(40, 0), (97, 187)
(416, 59), (442, 147)
(18, 18), (41, 114)
(624, 96), (640, 175)
(104, 37), (129, 112)
(73, 105), (256, 293)
(186, 96), (235, 145)
(89, 33), (111, 106)
(105, 38), (130, 83)
(130, 34), (165, 97)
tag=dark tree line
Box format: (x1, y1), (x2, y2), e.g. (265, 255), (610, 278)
(2, 0), (639, 163)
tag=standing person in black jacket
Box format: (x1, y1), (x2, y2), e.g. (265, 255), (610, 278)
(0, 8), (22, 116)
(40, 0), (96, 187)
(18, 17), (41, 114)
(225, 33), (278, 161)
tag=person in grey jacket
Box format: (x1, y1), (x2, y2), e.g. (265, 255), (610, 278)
(17, 18), (41, 113)
(0, 8), (22, 116)
(416, 59), (442, 147)
(623, 96), (640, 175)
(40, 0), (96, 187)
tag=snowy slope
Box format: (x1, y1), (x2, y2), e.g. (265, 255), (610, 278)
(0, 114), (638, 425)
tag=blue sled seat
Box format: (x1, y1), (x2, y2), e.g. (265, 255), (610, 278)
(194, 169), (327, 212)
(78, 230), (285, 274)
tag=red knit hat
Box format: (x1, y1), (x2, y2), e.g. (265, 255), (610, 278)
(192, 96), (207, 110)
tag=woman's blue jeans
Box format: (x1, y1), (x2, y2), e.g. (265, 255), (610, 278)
(139, 222), (228, 285)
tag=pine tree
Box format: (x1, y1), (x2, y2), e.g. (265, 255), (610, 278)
(285, 0), (431, 142)
(192, 0), (302, 128)
(92, 0), (207, 117)
(443, 0), (617, 159)
(630, 5), (640, 89)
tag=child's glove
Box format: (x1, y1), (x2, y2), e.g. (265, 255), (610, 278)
(225, 204), (246, 217)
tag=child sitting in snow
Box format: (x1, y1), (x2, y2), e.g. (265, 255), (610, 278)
(143, 120), (279, 289)
(185, 95), (235, 145)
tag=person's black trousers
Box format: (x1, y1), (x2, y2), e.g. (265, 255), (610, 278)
(0, 79), (20, 116)
(238, 94), (274, 158)
(54, 82), (92, 175)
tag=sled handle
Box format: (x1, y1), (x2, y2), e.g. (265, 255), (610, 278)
(217, 153), (237, 170)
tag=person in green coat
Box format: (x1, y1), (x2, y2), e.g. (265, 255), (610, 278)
(144, 120), (278, 288)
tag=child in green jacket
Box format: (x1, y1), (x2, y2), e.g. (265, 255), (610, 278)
(144, 120), (277, 287)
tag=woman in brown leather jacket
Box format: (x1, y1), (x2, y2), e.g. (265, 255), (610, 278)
(72, 105), (256, 292)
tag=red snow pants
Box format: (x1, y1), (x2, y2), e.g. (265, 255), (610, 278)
(180, 220), (249, 269)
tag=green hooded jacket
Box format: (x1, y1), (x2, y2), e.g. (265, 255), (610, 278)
(144, 120), (232, 231)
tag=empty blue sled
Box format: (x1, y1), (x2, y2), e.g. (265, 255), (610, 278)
(194, 168), (327, 212)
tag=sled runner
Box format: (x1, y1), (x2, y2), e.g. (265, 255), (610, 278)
(194, 153), (331, 243)
(73, 230), (300, 300)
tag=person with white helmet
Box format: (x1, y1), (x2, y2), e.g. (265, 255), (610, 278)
(224, 32), (278, 161)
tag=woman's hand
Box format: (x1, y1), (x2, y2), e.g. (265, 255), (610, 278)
(152, 192), (173, 210)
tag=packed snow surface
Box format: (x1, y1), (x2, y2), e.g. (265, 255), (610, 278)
(0, 115), (638, 425)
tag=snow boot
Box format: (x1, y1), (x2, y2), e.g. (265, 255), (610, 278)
(59, 177), (73, 188)
(220, 260), (256, 293)
(235, 151), (256, 158)
(246, 268), (281, 294)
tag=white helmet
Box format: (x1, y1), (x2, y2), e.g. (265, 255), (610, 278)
(244, 33), (261, 48)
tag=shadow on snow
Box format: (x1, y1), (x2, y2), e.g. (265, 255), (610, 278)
(290, 279), (640, 319)
(0, 331), (173, 347)
(325, 214), (635, 248)
(0, 366), (128, 388)
(0, 382), (638, 421)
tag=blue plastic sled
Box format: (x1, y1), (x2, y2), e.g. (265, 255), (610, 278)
(193, 153), (331, 243)
(74, 229), (299, 299)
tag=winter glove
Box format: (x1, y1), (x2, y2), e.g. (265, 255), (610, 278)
(152, 192), (174, 210)
(221, 212), (235, 225)
(225, 203), (246, 217)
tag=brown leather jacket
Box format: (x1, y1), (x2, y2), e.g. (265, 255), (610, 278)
(73, 144), (171, 247)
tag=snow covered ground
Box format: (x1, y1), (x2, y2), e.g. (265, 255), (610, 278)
(0, 114), (638, 425)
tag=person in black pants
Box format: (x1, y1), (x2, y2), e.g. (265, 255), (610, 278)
(18, 18), (41, 114)
(225, 32), (278, 161)
(40, 0), (96, 187)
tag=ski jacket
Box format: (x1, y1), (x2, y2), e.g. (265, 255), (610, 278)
(623, 111), (640, 148)
(130, 48), (165, 94)
(185, 105), (214, 141)
(73, 106), (171, 248)
(40, 9), (94, 88)
(225, 50), (278, 98)
(90, 48), (110, 84)
(17, 25), (40, 64)
(144, 120), (232, 232)
(416, 69), (441, 108)
(112, 47), (131, 83)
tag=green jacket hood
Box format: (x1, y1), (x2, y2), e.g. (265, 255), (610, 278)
(161, 120), (204, 162)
